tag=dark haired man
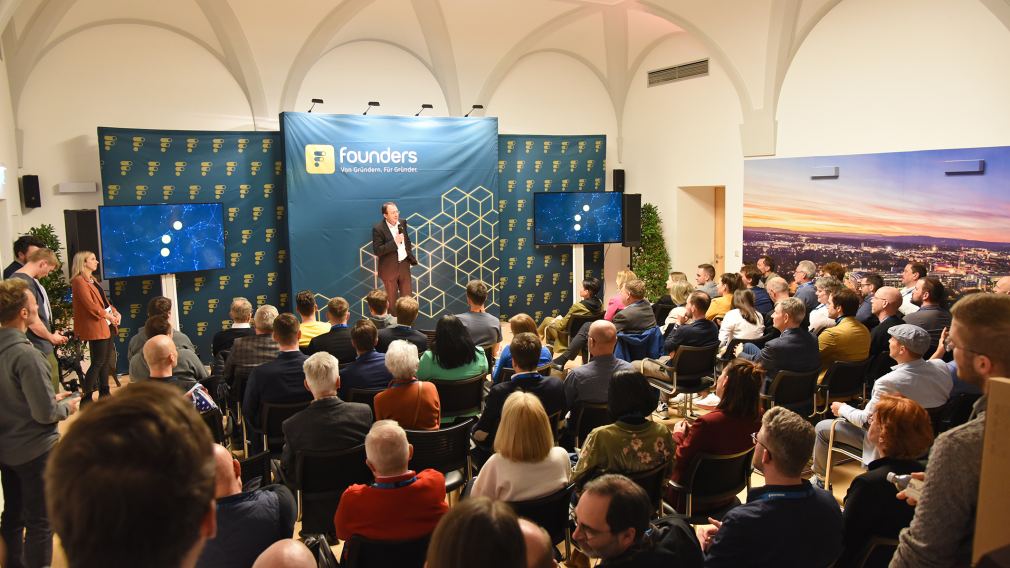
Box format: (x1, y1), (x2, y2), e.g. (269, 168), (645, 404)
(756, 255), (779, 287)
(4, 234), (44, 279)
(46, 382), (216, 568)
(338, 319), (393, 399)
(365, 289), (396, 329)
(372, 201), (417, 312)
(903, 277), (951, 357)
(129, 314), (209, 383)
(294, 290), (329, 348)
(574, 474), (703, 566)
(305, 296), (356, 364)
(377, 296), (428, 354)
(856, 273), (884, 328)
(456, 280), (502, 352)
(740, 264), (774, 315)
(817, 288), (870, 378)
(127, 295), (196, 361)
(695, 263), (718, 298)
(899, 262), (927, 316)
(538, 277), (603, 352)
(242, 313), (310, 447)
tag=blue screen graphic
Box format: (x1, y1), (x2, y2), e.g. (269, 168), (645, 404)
(533, 192), (623, 245)
(99, 204), (226, 279)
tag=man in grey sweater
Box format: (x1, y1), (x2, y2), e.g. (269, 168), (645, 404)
(890, 292), (1008, 567)
(0, 278), (79, 567)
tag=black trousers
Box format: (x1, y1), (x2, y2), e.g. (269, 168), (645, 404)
(83, 338), (114, 400)
(0, 451), (53, 568)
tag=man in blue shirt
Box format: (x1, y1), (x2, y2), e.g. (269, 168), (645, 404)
(792, 260), (819, 326)
(700, 406), (842, 567)
(338, 318), (393, 399)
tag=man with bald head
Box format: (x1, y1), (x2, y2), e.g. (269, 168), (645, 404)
(251, 540), (316, 568)
(867, 286), (904, 382)
(563, 320), (632, 413)
(992, 276), (1010, 294)
(142, 334), (197, 393)
(131, 315), (209, 383)
(197, 444), (296, 568)
(520, 518), (558, 568)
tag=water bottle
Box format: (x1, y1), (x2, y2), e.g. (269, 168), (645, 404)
(887, 472), (923, 501)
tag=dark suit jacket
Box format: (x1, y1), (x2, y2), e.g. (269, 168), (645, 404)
(867, 315), (903, 381)
(749, 327), (820, 381)
(339, 350), (393, 399)
(305, 325), (357, 364)
(750, 286), (774, 317)
(372, 220), (417, 282)
(473, 372), (565, 448)
(663, 319), (719, 354)
(612, 300), (657, 334)
(280, 397), (373, 478)
(212, 326), (255, 357)
(377, 325), (428, 354)
(225, 334), (278, 388)
(242, 351), (311, 430)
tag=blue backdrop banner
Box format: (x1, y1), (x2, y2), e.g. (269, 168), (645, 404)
(281, 114), (499, 328)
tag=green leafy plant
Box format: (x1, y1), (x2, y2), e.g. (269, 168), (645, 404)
(631, 203), (671, 300)
(27, 224), (85, 363)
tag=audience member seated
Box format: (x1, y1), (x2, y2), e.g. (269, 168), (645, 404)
(903, 277), (951, 357)
(471, 392), (570, 501)
(856, 273), (884, 329)
(572, 370), (671, 485)
(756, 255), (780, 287)
(605, 269), (638, 320)
(365, 289), (397, 330)
(669, 359), (763, 513)
(655, 270), (689, 305)
(455, 279), (501, 352)
(819, 261), (846, 282)
(808, 277), (843, 335)
(737, 297), (819, 388)
(425, 497), (526, 568)
(898, 261), (927, 316)
(764, 276), (791, 306)
(563, 320), (632, 412)
(212, 297), (255, 358)
(740, 264), (774, 315)
(835, 395), (934, 568)
(251, 539), (316, 568)
(338, 319), (394, 399)
(812, 324), (950, 483)
(197, 444), (296, 568)
(718, 289), (764, 353)
(554, 278), (657, 369)
(280, 352), (372, 481)
(573, 474), (704, 567)
(705, 273), (744, 322)
(519, 518), (558, 568)
(129, 315), (209, 383)
(817, 288), (870, 379)
(376, 296), (429, 354)
(127, 295), (196, 360)
(867, 286), (904, 379)
(473, 333), (564, 459)
(242, 314), (311, 442)
(637, 291), (718, 393)
(294, 290), (330, 348)
(792, 260), (819, 321)
(46, 382), (217, 568)
(890, 293), (1008, 567)
(660, 280), (695, 333)
(224, 304), (280, 388)
(417, 314), (488, 383)
(142, 334), (198, 393)
(699, 407), (842, 567)
(374, 340), (440, 430)
(305, 296), (356, 364)
(334, 420), (447, 543)
(492, 313), (551, 383)
(538, 276), (603, 352)
(695, 264), (718, 299)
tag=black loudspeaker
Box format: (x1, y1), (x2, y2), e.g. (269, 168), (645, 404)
(65, 210), (101, 280)
(20, 175), (41, 209)
(613, 169), (625, 193)
(622, 193), (642, 247)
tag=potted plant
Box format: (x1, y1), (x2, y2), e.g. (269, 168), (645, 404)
(630, 203), (671, 300)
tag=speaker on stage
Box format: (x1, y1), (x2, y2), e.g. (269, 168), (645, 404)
(613, 169), (625, 193)
(20, 175), (41, 209)
(622, 193), (641, 247)
(65, 209), (101, 279)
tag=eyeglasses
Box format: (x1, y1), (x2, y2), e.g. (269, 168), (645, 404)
(750, 432), (761, 447)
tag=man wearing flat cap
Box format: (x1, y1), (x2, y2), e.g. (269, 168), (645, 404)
(811, 324), (953, 487)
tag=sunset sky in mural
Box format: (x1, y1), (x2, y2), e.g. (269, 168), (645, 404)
(744, 146), (1010, 244)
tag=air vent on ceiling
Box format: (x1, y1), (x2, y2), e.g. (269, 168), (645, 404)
(647, 59), (709, 87)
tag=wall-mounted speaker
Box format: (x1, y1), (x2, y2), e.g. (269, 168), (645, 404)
(20, 175), (41, 209)
(622, 193), (642, 247)
(613, 169), (625, 193)
(65, 210), (101, 280)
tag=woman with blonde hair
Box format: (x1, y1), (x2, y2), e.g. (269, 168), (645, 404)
(470, 391), (570, 501)
(70, 250), (122, 406)
(492, 313), (552, 383)
(604, 269), (637, 321)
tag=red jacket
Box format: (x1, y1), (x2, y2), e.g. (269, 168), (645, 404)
(672, 409), (761, 483)
(334, 468), (447, 541)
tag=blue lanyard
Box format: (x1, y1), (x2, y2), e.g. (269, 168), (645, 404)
(372, 476), (418, 489)
(756, 486), (814, 501)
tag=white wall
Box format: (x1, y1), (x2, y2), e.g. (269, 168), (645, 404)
(0, 55), (19, 264)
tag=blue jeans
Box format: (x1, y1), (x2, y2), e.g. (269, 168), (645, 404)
(0, 451), (53, 568)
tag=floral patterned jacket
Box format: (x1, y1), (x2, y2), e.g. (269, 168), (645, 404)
(572, 419), (675, 484)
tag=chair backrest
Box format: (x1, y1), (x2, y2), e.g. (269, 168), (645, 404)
(200, 407), (227, 445)
(238, 450), (273, 490)
(295, 445), (373, 536)
(822, 358), (870, 398)
(623, 462), (670, 514)
(507, 483), (577, 546)
(766, 369), (820, 407)
(856, 536), (900, 568)
(567, 312), (603, 339)
(260, 400), (311, 453)
(572, 402), (612, 448)
(420, 329), (437, 348)
(406, 417), (476, 477)
(348, 387), (385, 412)
(536, 362), (553, 377)
(670, 344), (719, 379)
(343, 534), (430, 568)
(677, 448), (755, 504)
(430, 373), (485, 418)
(934, 392), (982, 433)
(480, 344), (496, 375)
(498, 367), (516, 383)
(653, 303), (675, 327)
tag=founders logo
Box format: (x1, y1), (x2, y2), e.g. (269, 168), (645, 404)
(305, 144), (335, 174)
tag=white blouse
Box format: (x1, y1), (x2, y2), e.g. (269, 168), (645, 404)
(718, 309), (765, 345)
(470, 446), (571, 502)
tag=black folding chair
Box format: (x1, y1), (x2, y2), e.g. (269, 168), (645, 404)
(238, 450), (273, 490)
(668, 448), (754, 522)
(430, 374), (485, 422)
(571, 402), (611, 449)
(507, 482), (577, 560)
(567, 313), (603, 362)
(814, 358), (870, 418)
(295, 445), (372, 538)
(343, 534), (430, 568)
(347, 387), (385, 415)
(645, 344), (718, 418)
(201, 407), (227, 445)
(260, 400), (310, 457)
(624, 462), (671, 517)
(406, 417), (477, 495)
(760, 369), (820, 417)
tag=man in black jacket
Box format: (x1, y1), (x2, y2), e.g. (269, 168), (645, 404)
(305, 296), (356, 364)
(376, 296), (428, 354)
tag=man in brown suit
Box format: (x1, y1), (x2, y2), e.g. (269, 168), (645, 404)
(371, 202), (417, 314)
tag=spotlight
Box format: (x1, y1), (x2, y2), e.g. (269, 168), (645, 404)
(415, 103), (434, 116)
(464, 104), (484, 117)
(362, 101), (380, 115)
(307, 98), (324, 113)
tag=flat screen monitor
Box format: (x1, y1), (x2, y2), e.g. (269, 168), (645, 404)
(98, 203), (226, 279)
(533, 191), (623, 245)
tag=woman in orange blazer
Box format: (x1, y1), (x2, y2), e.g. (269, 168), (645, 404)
(70, 251), (121, 405)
